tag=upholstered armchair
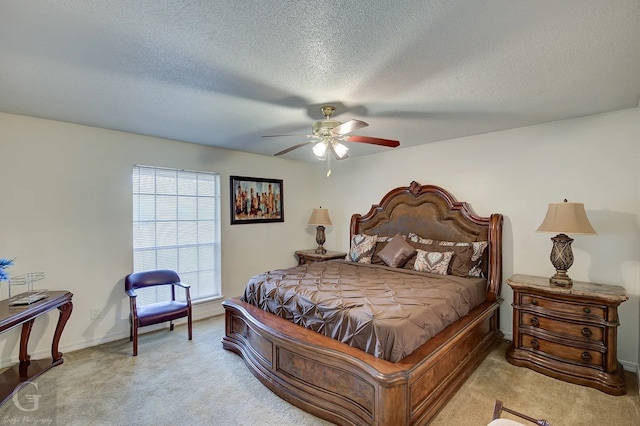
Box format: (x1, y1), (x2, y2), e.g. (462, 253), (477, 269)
(125, 269), (192, 356)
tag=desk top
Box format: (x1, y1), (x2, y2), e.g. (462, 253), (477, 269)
(0, 291), (73, 333)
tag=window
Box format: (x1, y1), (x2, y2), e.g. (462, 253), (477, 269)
(132, 165), (221, 302)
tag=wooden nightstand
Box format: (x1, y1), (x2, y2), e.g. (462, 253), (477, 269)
(506, 274), (628, 395)
(295, 249), (347, 266)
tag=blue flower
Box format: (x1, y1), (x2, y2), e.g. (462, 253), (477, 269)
(0, 258), (15, 281)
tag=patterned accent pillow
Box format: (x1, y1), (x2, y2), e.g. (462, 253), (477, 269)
(467, 241), (488, 277)
(407, 233), (488, 277)
(377, 233), (416, 268)
(413, 250), (454, 275)
(436, 239), (488, 277)
(408, 233), (434, 245)
(345, 234), (378, 264)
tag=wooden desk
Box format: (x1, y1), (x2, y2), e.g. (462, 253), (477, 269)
(0, 290), (73, 406)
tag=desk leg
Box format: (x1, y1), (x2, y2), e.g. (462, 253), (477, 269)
(51, 301), (73, 362)
(19, 319), (35, 363)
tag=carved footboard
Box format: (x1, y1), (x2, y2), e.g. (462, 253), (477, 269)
(222, 297), (503, 426)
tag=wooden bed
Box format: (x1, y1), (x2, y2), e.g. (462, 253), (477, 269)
(222, 181), (504, 425)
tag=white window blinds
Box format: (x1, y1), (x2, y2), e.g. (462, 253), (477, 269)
(132, 165), (221, 302)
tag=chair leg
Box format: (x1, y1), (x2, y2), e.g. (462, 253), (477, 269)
(170, 321), (174, 331)
(132, 324), (138, 356)
(187, 310), (193, 341)
(492, 400), (503, 420)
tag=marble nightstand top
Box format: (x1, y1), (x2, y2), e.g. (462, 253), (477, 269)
(506, 274), (628, 303)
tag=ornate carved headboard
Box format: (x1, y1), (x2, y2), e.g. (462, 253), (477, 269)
(350, 181), (503, 298)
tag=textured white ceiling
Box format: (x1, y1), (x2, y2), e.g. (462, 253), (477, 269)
(1, 1), (639, 162)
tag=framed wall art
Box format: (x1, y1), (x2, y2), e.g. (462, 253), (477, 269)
(230, 175), (284, 224)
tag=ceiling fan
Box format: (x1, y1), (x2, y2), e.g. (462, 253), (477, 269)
(263, 106), (400, 175)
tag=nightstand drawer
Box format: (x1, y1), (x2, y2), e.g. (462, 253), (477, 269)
(521, 312), (604, 341)
(520, 294), (605, 320)
(521, 334), (603, 368)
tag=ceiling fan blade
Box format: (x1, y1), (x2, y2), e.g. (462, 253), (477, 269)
(262, 133), (311, 138)
(345, 135), (400, 148)
(331, 119), (368, 136)
(273, 141), (314, 156)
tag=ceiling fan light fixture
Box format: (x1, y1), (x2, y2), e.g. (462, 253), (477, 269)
(312, 141), (328, 160)
(268, 105), (400, 168)
(332, 141), (349, 159)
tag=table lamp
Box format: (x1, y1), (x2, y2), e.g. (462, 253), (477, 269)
(536, 199), (596, 287)
(308, 207), (332, 254)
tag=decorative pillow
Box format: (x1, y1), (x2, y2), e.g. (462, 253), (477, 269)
(371, 234), (402, 264)
(408, 233), (434, 245)
(405, 235), (470, 276)
(413, 250), (454, 275)
(376, 233), (416, 268)
(345, 234), (378, 264)
(467, 241), (488, 277)
(437, 239), (488, 277)
(407, 233), (488, 277)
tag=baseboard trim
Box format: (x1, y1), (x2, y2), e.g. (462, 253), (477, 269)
(0, 298), (225, 368)
(619, 359), (638, 373)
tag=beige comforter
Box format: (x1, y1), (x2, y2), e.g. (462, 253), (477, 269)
(241, 259), (486, 362)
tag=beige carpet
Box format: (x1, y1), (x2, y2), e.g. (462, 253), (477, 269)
(0, 315), (638, 425)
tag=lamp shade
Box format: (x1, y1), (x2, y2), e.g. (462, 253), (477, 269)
(308, 208), (332, 226)
(332, 141), (349, 159)
(536, 201), (596, 235)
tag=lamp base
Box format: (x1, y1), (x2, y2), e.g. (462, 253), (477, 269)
(315, 225), (327, 255)
(549, 271), (573, 287)
(549, 233), (574, 288)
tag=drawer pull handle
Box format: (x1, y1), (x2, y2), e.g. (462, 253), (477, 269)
(530, 317), (540, 327)
(581, 352), (592, 362)
(531, 299), (538, 306)
(530, 339), (539, 350)
(583, 307), (591, 314)
(581, 327), (592, 338)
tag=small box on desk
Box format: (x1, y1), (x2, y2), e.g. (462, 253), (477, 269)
(8, 272), (48, 306)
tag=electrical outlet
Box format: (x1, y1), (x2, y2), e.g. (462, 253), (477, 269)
(90, 307), (101, 320)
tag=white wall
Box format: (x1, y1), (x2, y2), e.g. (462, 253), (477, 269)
(0, 112), (319, 364)
(1, 108), (638, 371)
(321, 107), (640, 369)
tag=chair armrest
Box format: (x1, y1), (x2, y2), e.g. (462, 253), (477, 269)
(126, 289), (137, 298)
(173, 281), (190, 289)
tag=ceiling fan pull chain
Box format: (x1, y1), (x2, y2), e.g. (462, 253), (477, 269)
(326, 154), (332, 177)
